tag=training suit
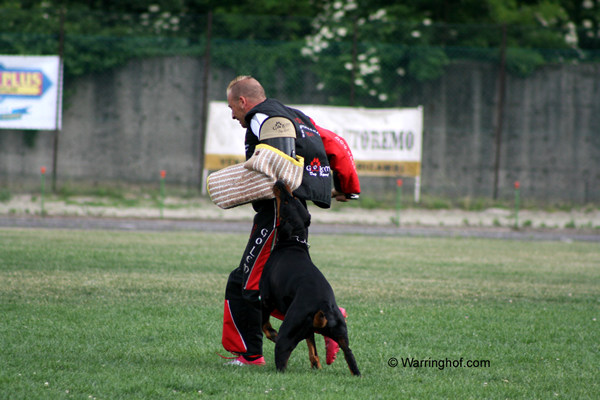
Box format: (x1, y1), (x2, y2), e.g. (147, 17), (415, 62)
(221, 98), (359, 358)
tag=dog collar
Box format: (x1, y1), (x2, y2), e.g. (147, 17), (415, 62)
(291, 236), (310, 248)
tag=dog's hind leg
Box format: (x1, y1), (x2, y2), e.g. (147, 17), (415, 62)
(336, 337), (361, 376)
(306, 332), (322, 370)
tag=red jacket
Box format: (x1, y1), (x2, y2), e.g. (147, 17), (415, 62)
(312, 119), (361, 195)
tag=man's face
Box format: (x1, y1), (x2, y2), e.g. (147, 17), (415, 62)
(227, 93), (247, 128)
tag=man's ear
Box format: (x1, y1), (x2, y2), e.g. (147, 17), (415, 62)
(238, 95), (247, 110)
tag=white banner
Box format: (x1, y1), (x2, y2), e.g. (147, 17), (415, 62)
(0, 55), (63, 130)
(204, 101), (423, 177)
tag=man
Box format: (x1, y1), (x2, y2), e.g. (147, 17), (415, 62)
(221, 76), (359, 366)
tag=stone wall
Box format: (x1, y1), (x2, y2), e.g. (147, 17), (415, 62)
(1, 57), (598, 203)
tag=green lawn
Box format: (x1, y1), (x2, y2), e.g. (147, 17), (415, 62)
(1, 228), (598, 399)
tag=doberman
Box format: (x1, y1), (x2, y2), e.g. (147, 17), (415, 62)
(259, 180), (361, 376)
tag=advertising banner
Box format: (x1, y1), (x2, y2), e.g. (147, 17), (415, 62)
(0, 55), (63, 130)
(205, 101), (423, 178)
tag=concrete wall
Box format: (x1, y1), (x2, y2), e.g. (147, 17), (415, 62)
(1, 57), (598, 203)
(408, 61), (600, 203)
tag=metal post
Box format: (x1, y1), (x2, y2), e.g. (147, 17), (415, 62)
(51, 8), (65, 193)
(199, 11), (212, 191)
(514, 181), (520, 229)
(349, 17), (358, 107)
(492, 24), (507, 200)
(40, 167), (46, 216)
(160, 170), (166, 218)
(394, 178), (403, 226)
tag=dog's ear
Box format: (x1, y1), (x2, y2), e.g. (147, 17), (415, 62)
(279, 220), (294, 240)
(302, 207), (311, 228)
(273, 181), (283, 198)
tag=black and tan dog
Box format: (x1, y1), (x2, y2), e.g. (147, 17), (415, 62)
(259, 180), (360, 376)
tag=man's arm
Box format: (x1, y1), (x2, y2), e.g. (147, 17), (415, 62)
(312, 120), (361, 200)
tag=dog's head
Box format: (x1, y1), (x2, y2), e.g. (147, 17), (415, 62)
(273, 180), (311, 242)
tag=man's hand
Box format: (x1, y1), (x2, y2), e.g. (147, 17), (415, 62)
(331, 189), (359, 202)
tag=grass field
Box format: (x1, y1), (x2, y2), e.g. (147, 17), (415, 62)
(1, 228), (599, 399)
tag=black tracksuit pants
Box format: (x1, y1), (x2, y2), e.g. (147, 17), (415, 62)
(222, 200), (277, 357)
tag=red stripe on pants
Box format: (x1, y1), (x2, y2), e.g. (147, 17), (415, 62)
(221, 300), (247, 354)
(244, 228), (275, 291)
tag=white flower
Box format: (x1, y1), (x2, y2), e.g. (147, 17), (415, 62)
(344, 62), (353, 71)
(565, 22), (578, 46)
(345, 0), (358, 11)
(423, 18), (432, 26)
(337, 27), (348, 37)
(354, 78), (364, 86)
(333, 11), (345, 21)
(320, 26), (334, 40)
(412, 30), (421, 38)
(369, 9), (387, 21)
(149, 4), (160, 13)
(378, 93), (388, 101)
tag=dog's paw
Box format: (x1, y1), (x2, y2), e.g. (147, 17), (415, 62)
(310, 356), (322, 370)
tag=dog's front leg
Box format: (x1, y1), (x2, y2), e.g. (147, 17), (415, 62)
(274, 336), (296, 372)
(274, 318), (308, 372)
(261, 307), (278, 343)
(336, 337), (361, 376)
(262, 321), (278, 343)
(306, 332), (322, 370)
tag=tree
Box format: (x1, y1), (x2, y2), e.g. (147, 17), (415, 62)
(301, 0), (595, 106)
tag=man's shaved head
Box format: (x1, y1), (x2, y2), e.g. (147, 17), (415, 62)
(227, 76), (266, 102)
(226, 76), (267, 128)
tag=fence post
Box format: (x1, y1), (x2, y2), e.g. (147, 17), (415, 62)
(40, 166), (46, 216)
(492, 24), (507, 200)
(159, 170), (166, 218)
(349, 16), (358, 106)
(514, 181), (520, 229)
(394, 178), (403, 226)
(198, 11), (213, 191)
(51, 8), (65, 193)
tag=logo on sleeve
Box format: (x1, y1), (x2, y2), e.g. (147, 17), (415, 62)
(307, 158), (330, 177)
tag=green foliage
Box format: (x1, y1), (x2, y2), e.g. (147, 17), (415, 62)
(0, 188), (11, 202)
(505, 47), (547, 76)
(1, 0), (598, 106)
(21, 130), (38, 148)
(407, 46), (449, 81)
